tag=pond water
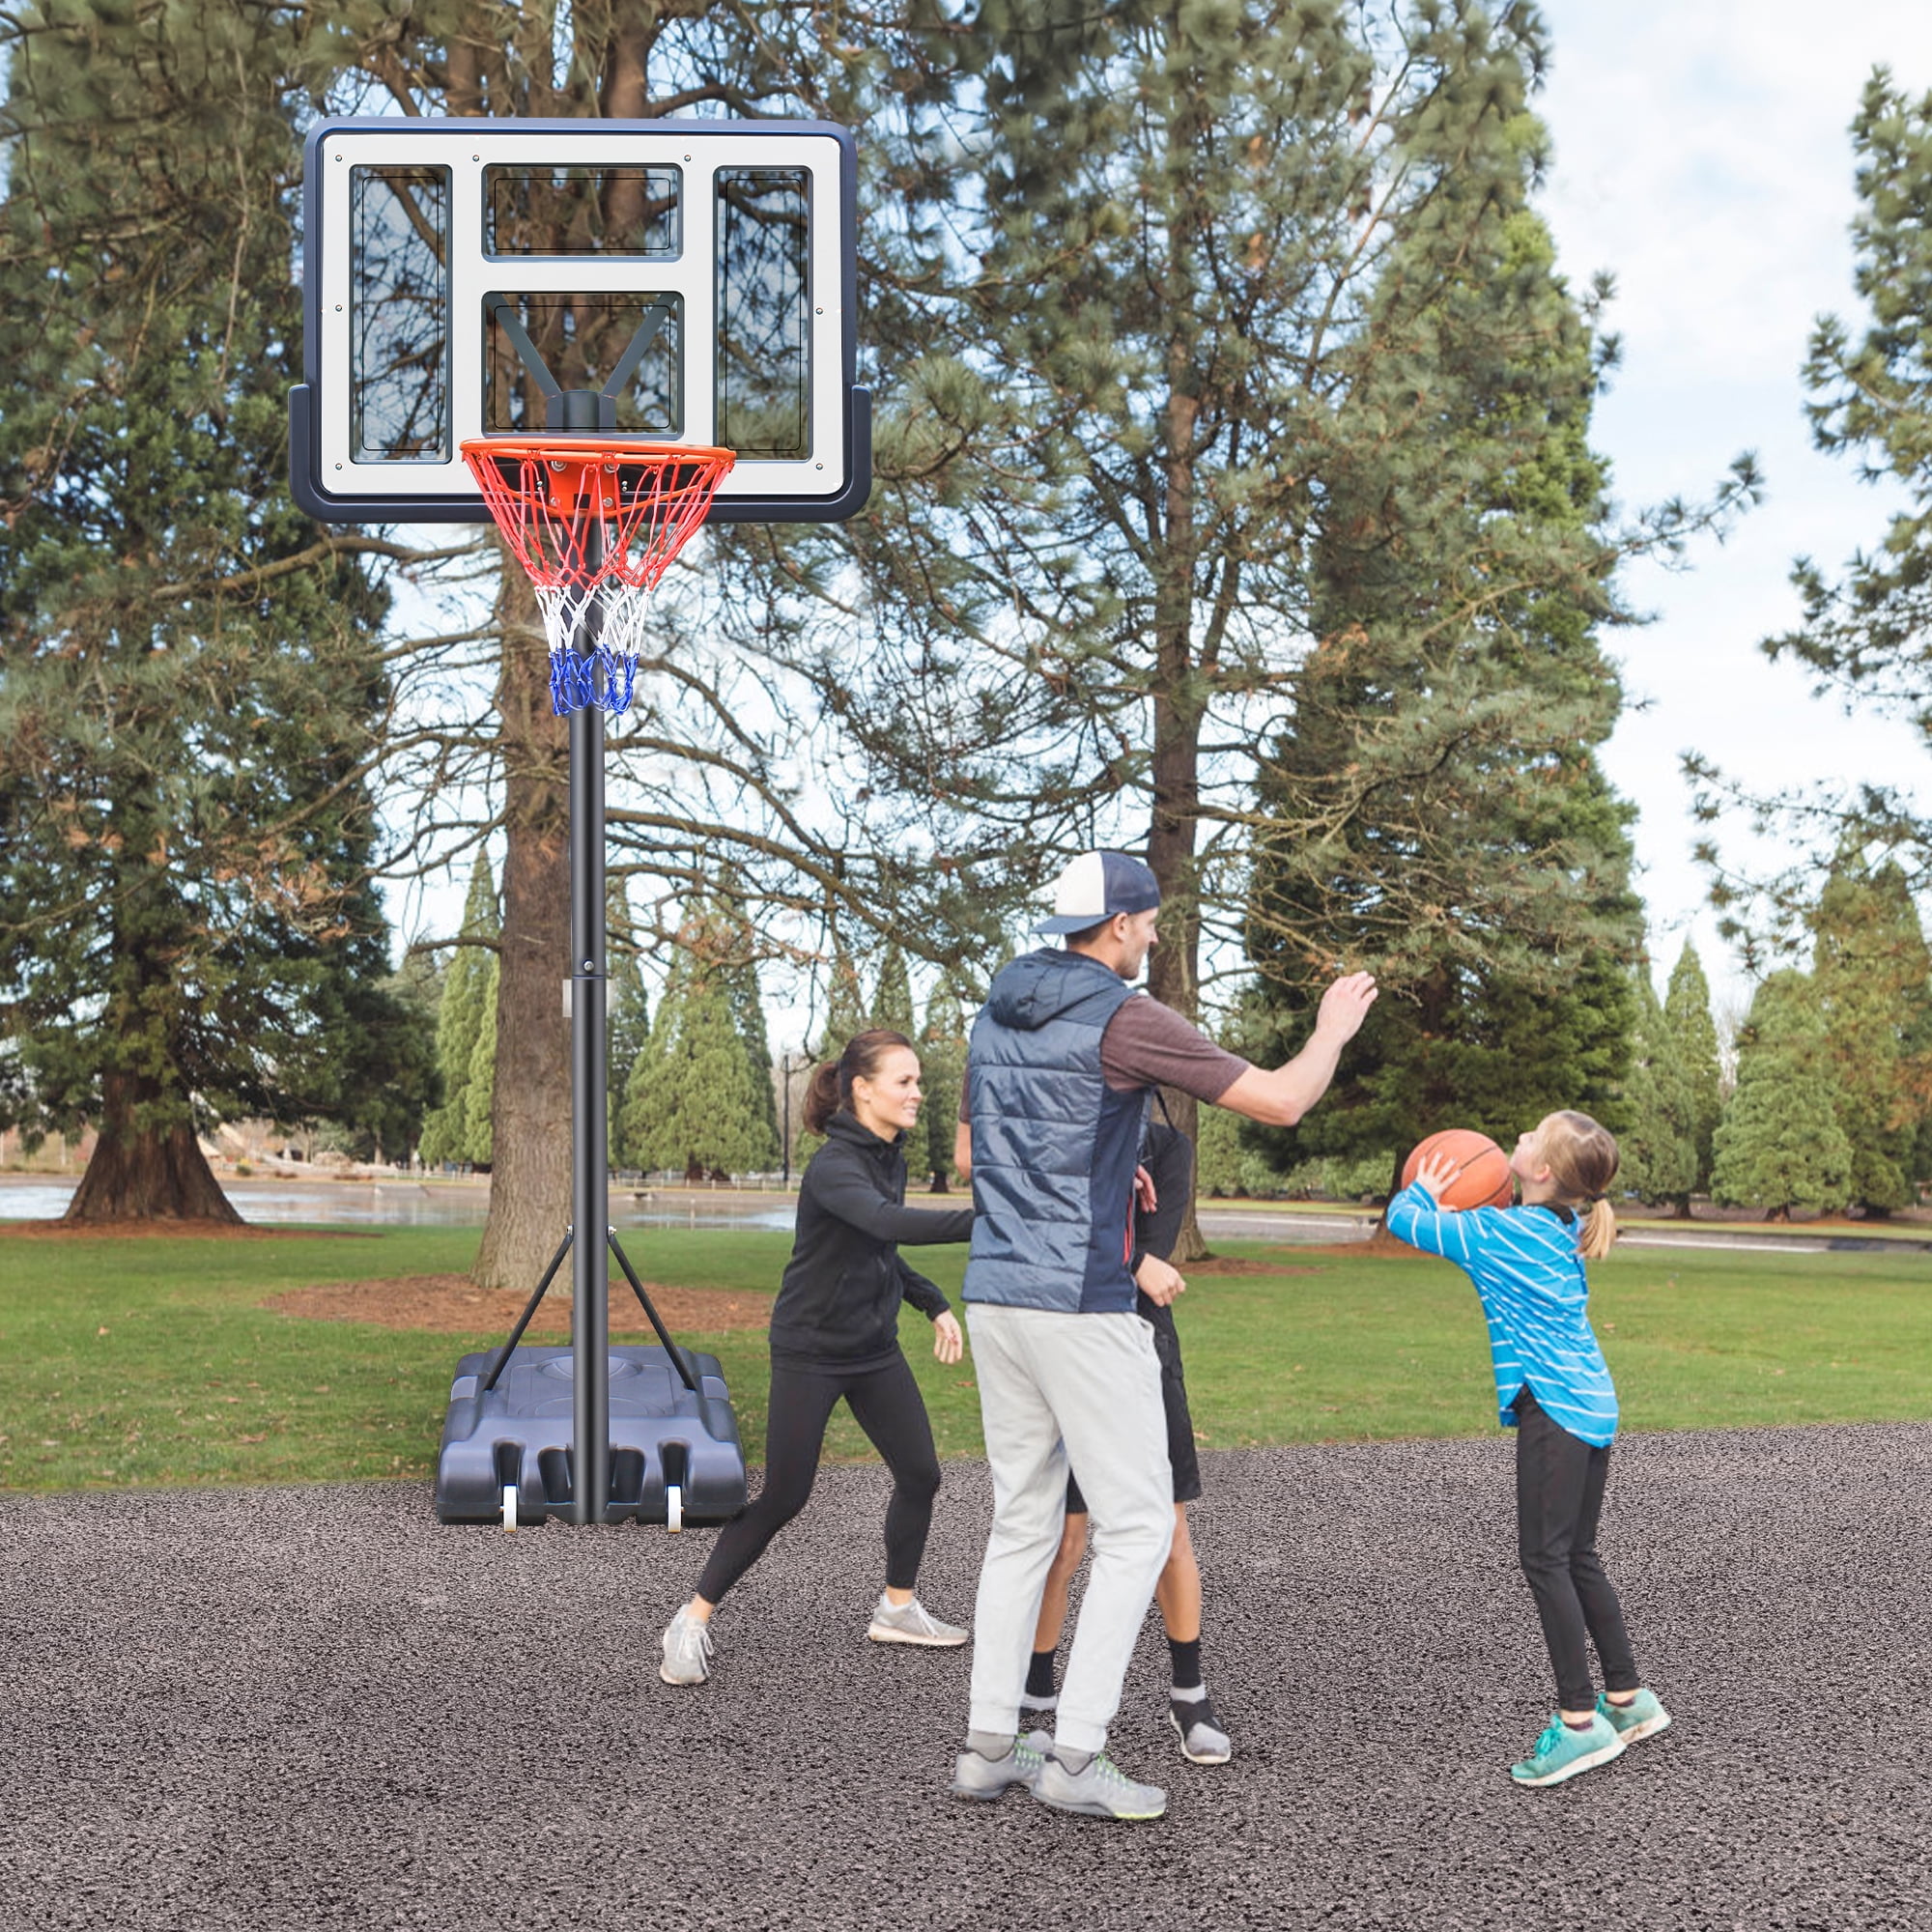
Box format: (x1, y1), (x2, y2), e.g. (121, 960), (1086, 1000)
(0, 1178), (798, 1234)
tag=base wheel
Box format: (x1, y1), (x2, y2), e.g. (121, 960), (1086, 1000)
(501, 1483), (519, 1533)
(666, 1483), (683, 1533)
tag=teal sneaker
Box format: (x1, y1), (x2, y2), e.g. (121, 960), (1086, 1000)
(1509, 1713), (1626, 1787)
(1598, 1688), (1672, 1744)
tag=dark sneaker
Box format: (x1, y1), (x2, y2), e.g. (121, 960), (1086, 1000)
(1034, 1749), (1167, 1820)
(658, 1605), (714, 1687)
(1509, 1713), (1625, 1787)
(1597, 1688), (1671, 1744)
(1170, 1693), (1233, 1765)
(950, 1733), (1049, 1801)
(867, 1594), (968, 1647)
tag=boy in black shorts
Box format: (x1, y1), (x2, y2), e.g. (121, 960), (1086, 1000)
(1020, 1119), (1233, 1765)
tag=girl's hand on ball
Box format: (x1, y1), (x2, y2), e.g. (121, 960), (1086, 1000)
(933, 1311), (965, 1365)
(1413, 1151), (1462, 1204)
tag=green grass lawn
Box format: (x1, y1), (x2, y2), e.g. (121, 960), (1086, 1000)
(1, 1226), (1927, 1493)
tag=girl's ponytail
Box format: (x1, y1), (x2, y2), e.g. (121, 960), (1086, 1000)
(1577, 1197), (1618, 1263)
(1541, 1110), (1621, 1260)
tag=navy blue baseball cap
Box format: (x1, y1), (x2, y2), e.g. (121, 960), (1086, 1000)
(1033, 850), (1163, 936)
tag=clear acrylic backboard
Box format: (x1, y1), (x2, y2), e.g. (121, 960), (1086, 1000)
(291, 117), (867, 526)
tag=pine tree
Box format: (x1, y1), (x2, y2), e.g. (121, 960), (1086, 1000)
(815, 939), (869, 1064)
(726, 4), (1744, 1094)
(1711, 973), (1855, 1218)
(1245, 200), (1645, 1208)
(705, 884), (780, 1172)
(462, 959), (499, 1169)
(366, 950), (444, 1165)
(917, 984), (968, 1194)
(873, 945), (916, 1038)
(1688, 71), (1932, 929)
(1618, 966), (1698, 1211)
(418, 857), (498, 1172)
(1664, 943), (1723, 1196)
(623, 938), (773, 1181)
(607, 881), (651, 1176)
(1811, 850), (1930, 1215)
(0, 5), (406, 1220)
(1193, 1101), (1246, 1201)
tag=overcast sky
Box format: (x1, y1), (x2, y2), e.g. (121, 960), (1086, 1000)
(1533, 0), (1932, 1012)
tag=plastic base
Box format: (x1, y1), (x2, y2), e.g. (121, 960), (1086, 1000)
(436, 1343), (748, 1526)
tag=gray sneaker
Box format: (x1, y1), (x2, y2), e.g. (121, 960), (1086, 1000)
(950, 1732), (1049, 1801)
(1170, 1693), (1233, 1765)
(659, 1605), (714, 1686)
(1034, 1748), (1167, 1821)
(867, 1594), (969, 1647)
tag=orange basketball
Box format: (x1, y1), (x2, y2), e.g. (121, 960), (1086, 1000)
(1401, 1128), (1513, 1210)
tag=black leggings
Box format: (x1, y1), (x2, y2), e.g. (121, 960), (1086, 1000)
(1514, 1387), (1640, 1711)
(695, 1350), (942, 1605)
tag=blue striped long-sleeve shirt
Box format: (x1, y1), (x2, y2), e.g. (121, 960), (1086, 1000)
(1385, 1180), (1619, 1447)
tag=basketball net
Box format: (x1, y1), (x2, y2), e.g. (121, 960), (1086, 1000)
(460, 439), (735, 715)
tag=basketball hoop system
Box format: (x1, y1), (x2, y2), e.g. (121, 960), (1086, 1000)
(297, 116), (868, 1532)
(462, 438), (735, 715)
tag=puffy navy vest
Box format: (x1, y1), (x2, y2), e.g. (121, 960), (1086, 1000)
(962, 949), (1151, 1315)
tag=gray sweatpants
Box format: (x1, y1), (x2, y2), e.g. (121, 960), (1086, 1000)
(965, 1303), (1174, 1755)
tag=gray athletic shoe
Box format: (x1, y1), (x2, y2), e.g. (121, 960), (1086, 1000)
(1034, 1748), (1167, 1821)
(1170, 1692), (1233, 1765)
(659, 1605), (714, 1686)
(950, 1732), (1049, 1801)
(867, 1594), (968, 1647)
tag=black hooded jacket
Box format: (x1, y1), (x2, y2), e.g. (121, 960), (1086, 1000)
(766, 1111), (975, 1370)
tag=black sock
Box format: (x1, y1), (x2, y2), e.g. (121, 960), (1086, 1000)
(1168, 1636), (1203, 1693)
(1025, 1649), (1059, 1699)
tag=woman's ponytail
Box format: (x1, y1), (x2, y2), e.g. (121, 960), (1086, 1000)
(801, 1060), (843, 1136)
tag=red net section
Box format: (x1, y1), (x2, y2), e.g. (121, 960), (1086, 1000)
(460, 439), (736, 592)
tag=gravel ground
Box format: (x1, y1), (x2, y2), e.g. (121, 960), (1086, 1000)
(4, 1425), (1928, 1932)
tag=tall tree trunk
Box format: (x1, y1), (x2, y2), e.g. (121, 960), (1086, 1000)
(474, 567), (574, 1291)
(1146, 361), (1208, 1261)
(64, 1069), (240, 1224)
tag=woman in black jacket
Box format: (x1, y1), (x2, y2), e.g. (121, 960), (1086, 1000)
(660, 1028), (974, 1686)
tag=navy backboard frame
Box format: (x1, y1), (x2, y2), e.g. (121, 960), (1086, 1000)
(291, 116), (868, 525)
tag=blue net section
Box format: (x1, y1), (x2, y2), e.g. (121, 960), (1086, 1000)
(548, 642), (639, 716)
(533, 582), (650, 716)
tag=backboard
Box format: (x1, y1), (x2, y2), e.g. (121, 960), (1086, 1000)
(291, 117), (867, 526)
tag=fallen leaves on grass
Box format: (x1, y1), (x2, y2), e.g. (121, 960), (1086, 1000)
(265, 1273), (775, 1336)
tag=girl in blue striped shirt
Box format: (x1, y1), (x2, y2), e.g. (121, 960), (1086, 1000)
(1387, 1110), (1671, 1788)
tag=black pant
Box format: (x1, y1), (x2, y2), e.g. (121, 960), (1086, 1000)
(695, 1350), (942, 1605)
(1514, 1387), (1640, 1712)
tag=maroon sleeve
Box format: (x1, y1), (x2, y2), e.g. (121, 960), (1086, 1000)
(1098, 996), (1251, 1102)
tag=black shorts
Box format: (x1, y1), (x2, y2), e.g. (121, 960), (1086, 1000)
(1065, 1302), (1201, 1512)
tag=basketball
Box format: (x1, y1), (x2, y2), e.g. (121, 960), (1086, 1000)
(1401, 1128), (1513, 1209)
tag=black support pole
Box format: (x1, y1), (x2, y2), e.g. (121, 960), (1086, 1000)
(569, 507), (610, 1526)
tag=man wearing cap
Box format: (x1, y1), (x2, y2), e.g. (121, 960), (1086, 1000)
(948, 850), (1377, 1821)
